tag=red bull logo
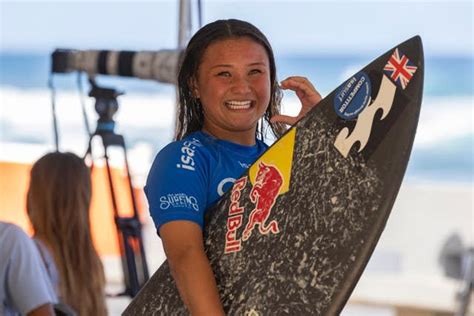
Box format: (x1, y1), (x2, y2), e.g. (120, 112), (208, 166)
(224, 163), (284, 254)
(242, 162), (283, 241)
(224, 129), (296, 254)
(225, 176), (247, 253)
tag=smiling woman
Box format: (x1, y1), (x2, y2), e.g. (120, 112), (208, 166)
(192, 37), (271, 145)
(144, 18), (321, 314)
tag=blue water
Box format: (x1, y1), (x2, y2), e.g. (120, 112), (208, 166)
(1, 53), (472, 96)
(0, 53), (472, 183)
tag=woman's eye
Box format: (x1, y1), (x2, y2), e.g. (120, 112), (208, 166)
(249, 69), (263, 75)
(217, 71), (231, 77)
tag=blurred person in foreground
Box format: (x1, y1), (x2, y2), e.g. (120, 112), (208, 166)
(0, 220), (57, 316)
(27, 152), (107, 316)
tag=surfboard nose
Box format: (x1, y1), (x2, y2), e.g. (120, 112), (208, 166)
(410, 35), (423, 47)
(405, 35), (424, 68)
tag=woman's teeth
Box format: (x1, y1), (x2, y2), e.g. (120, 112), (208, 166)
(225, 100), (252, 110)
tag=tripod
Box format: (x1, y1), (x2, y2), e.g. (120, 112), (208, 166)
(84, 79), (149, 297)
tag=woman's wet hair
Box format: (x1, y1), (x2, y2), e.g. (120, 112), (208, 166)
(176, 19), (286, 140)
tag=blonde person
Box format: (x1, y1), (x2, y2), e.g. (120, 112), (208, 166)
(27, 152), (107, 315)
(145, 19), (321, 314)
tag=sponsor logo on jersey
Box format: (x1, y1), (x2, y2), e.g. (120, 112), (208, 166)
(176, 138), (201, 171)
(216, 162), (253, 197)
(238, 161), (251, 169)
(159, 193), (199, 211)
(217, 177), (236, 196)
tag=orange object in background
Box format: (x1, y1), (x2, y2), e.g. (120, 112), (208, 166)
(0, 160), (146, 256)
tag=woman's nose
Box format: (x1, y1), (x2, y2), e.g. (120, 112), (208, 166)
(231, 75), (251, 94)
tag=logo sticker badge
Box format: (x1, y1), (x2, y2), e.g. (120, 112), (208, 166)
(242, 162), (283, 241)
(334, 74), (396, 158)
(383, 48), (417, 90)
(333, 71), (371, 120)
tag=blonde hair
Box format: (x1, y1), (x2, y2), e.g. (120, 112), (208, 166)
(27, 152), (107, 315)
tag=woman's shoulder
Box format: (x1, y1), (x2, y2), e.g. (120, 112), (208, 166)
(0, 222), (40, 264)
(148, 131), (215, 174)
(155, 132), (214, 160)
(0, 221), (30, 246)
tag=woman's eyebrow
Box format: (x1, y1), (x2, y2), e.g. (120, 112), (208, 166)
(210, 61), (267, 69)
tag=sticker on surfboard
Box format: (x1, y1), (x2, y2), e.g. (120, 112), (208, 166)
(334, 47), (418, 158)
(384, 48), (417, 90)
(224, 129), (296, 254)
(333, 71), (371, 120)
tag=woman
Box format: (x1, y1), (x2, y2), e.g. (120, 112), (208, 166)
(27, 152), (107, 316)
(145, 19), (321, 314)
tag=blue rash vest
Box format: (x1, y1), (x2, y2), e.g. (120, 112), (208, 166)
(145, 131), (268, 233)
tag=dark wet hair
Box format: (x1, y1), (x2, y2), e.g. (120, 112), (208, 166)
(175, 19), (285, 141)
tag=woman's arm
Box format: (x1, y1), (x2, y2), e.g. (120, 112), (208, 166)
(160, 221), (225, 315)
(27, 304), (55, 316)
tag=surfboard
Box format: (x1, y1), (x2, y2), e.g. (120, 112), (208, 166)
(123, 36), (424, 315)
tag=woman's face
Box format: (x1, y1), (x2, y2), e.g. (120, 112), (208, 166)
(192, 37), (271, 145)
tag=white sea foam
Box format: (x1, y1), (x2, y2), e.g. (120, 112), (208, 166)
(1, 86), (472, 165)
(0, 85), (176, 128)
(414, 96), (473, 147)
(0, 86), (176, 183)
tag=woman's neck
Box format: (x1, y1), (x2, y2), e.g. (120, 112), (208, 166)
(201, 127), (257, 146)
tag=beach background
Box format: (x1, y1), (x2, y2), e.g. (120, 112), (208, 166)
(1, 0), (473, 315)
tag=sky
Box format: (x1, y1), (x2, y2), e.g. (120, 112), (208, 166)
(0, 0), (473, 56)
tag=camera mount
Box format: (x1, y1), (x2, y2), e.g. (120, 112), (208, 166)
(88, 78), (123, 134)
(85, 80), (149, 297)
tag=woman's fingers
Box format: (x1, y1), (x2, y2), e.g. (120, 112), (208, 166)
(280, 76), (322, 107)
(271, 76), (323, 126)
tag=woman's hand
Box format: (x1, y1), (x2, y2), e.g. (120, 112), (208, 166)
(271, 76), (322, 126)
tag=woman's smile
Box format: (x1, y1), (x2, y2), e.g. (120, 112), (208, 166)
(224, 100), (253, 110)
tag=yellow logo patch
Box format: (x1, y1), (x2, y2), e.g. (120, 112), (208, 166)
(249, 128), (296, 194)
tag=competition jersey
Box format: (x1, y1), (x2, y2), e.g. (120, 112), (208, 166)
(145, 131), (268, 232)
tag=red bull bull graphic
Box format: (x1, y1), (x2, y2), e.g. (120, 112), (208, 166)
(242, 162), (283, 241)
(224, 129), (296, 254)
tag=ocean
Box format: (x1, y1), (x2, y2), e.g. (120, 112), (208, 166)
(0, 52), (472, 184)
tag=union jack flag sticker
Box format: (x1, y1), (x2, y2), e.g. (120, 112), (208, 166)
(383, 48), (417, 89)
